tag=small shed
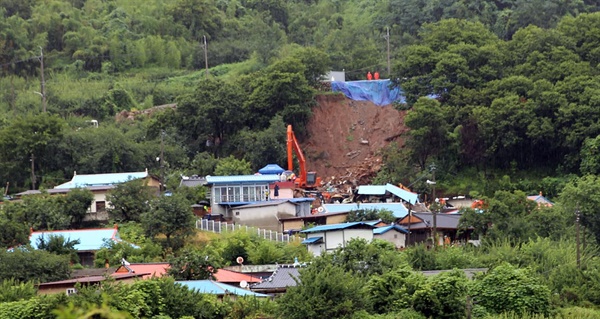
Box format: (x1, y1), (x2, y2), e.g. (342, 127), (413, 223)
(373, 224), (408, 249)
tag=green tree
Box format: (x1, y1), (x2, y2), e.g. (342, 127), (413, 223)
(346, 208), (396, 224)
(141, 195), (195, 249)
(0, 208), (29, 248)
(470, 263), (551, 316)
(413, 270), (469, 319)
(405, 98), (450, 169)
(214, 156), (252, 176)
(366, 268), (426, 313)
(36, 234), (80, 264)
(277, 263), (365, 319)
(558, 175), (600, 243)
(106, 179), (156, 222)
(62, 188), (94, 229)
(167, 246), (223, 280)
(580, 135), (600, 175)
(0, 249), (70, 283)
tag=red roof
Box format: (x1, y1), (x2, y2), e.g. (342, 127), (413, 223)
(213, 269), (261, 283)
(115, 263), (170, 279)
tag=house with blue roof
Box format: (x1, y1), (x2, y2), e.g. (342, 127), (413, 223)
(373, 224), (408, 249)
(16, 170), (160, 222)
(300, 222), (376, 256)
(29, 225), (132, 266)
(206, 174), (313, 229)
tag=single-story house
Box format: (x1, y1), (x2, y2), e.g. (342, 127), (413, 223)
(301, 222), (376, 256)
(37, 272), (148, 295)
(213, 269), (262, 287)
(179, 175), (207, 188)
(29, 225), (133, 266)
(114, 262), (170, 279)
(251, 265), (303, 294)
(527, 193), (554, 207)
(176, 280), (269, 299)
(280, 212), (349, 233)
(16, 170), (160, 222)
(206, 174), (281, 219)
(231, 198), (314, 231)
(398, 212), (472, 246)
(373, 224), (408, 249)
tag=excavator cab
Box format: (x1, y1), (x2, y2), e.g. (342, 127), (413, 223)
(306, 172), (317, 186)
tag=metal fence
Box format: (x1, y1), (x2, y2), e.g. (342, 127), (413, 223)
(196, 219), (301, 243)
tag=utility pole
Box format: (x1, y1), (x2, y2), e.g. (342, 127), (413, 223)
(386, 27), (391, 77)
(407, 205), (412, 247)
(160, 130), (165, 194)
(30, 153), (36, 190)
(431, 163), (437, 248)
(38, 47), (47, 112)
(203, 35), (209, 77)
(576, 207), (581, 269)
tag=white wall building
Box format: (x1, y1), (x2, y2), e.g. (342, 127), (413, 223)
(301, 222), (375, 257)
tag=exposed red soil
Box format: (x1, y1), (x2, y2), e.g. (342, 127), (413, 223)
(301, 94), (409, 187)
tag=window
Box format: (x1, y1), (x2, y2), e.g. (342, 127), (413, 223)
(66, 288), (77, 296)
(235, 211), (240, 216)
(95, 201), (106, 212)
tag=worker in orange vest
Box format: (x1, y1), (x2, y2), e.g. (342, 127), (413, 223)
(367, 71), (372, 80)
(374, 71), (380, 80)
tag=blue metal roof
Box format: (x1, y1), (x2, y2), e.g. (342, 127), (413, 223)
(30, 228), (124, 251)
(357, 184), (419, 204)
(258, 164), (285, 175)
(373, 225), (408, 235)
(55, 171), (148, 189)
(176, 280), (269, 297)
(301, 236), (323, 244)
(323, 203), (409, 218)
(301, 222), (375, 233)
(206, 175), (280, 184)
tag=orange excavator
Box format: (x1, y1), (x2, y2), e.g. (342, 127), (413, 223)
(286, 124), (322, 189)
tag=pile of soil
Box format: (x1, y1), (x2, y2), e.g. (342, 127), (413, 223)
(302, 94), (409, 188)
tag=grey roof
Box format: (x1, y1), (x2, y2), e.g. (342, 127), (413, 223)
(251, 266), (302, 291)
(408, 212), (463, 230)
(421, 268), (488, 279)
(180, 177), (207, 187)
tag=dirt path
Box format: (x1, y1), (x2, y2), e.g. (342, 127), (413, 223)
(301, 94), (409, 187)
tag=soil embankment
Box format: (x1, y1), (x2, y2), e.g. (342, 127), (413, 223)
(302, 94), (408, 186)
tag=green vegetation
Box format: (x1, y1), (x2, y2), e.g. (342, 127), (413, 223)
(3, 0), (600, 318)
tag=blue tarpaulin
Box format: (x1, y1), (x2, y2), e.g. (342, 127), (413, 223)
(258, 164), (285, 175)
(331, 79), (405, 106)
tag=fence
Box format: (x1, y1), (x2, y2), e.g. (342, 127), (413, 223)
(196, 219), (301, 243)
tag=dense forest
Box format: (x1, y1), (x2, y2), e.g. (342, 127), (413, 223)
(1, 0), (600, 195)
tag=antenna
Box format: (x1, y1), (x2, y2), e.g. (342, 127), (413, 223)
(239, 280), (248, 288)
(236, 256), (244, 265)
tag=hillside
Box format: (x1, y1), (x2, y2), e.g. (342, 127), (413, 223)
(303, 94), (407, 186)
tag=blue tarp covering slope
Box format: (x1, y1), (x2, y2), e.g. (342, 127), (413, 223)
(331, 79), (405, 106)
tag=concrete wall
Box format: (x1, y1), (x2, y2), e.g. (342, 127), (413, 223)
(324, 230), (344, 250)
(344, 229), (374, 243)
(307, 242), (325, 257)
(375, 230), (406, 249)
(282, 220), (304, 232)
(232, 202), (297, 231)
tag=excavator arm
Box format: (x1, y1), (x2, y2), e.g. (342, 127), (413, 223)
(287, 125), (320, 189)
